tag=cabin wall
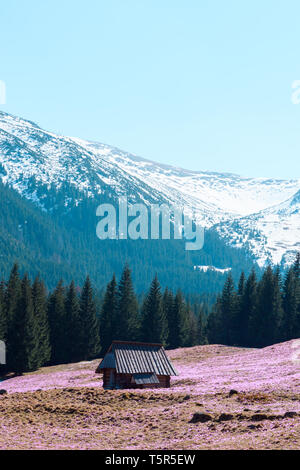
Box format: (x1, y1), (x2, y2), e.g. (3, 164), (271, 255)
(102, 372), (170, 389)
(134, 375), (170, 389)
(158, 375), (170, 388)
(115, 373), (132, 388)
(102, 368), (115, 389)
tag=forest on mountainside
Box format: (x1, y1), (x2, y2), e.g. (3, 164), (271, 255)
(0, 178), (257, 295)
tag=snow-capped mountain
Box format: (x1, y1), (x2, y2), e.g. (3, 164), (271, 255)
(216, 189), (300, 267)
(0, 110), (299, 267)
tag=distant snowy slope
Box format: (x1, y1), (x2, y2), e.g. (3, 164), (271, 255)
(216, 190), (300, 267)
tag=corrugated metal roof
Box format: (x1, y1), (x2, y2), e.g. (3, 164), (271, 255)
(132, 373), (159, 385)
(97, 352), (116, 370)
(113, 342), (177, 376)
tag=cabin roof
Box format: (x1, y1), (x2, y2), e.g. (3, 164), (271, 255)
(98, 352), (116, 369)
(96, 341), (178, 376)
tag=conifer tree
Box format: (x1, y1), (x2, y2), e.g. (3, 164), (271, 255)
(251, 266), (282, 347)
(231, 271), (246, 345)
(167, 292), (181, 349)
(32, 276), (51, 367)
(237, 272), (246, 297)
(197, 308), (207, 345)
(141, 275), (168, 345)
(293, 252), (300, 336)
(186, 303), (198, 346)
(162, 288), (174, 347)
(0, 280), (6, 342)
(178, 292), (190, 347)
(219, 273), (237, 345)
(5, 264), (21, 323)
(282, 267), (299, 340)
(206, 295), (223, 344)
(116, 265), (140, 341)
(11, 274), (39, 373)
(168, 290), (189, 348)
(48, 280), (67, 365)
(293, 252), (300, 278)
(80, 276), (100, 359)
(5, 264), (22, 370)
(100, 274), (118, 354)
(239, 269), (257, 346)
(273, 267), (284, 341)
(65, 280), (82, 363)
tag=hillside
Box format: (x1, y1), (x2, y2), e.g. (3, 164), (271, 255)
(0, 340), (299, 450)
(1, 111), (300, 292)
(0, 169), (256, 295)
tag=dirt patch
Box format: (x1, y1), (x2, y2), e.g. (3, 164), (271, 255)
(189, 413), (213, 423)
(237, 391), (276, 404)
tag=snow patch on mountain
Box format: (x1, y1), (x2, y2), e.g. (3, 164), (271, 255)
(194, 265), (232, 274)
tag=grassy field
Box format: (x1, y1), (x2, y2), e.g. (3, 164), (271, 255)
(0, 340), (299, 450)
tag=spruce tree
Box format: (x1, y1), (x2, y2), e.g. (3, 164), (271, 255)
(80, 276), (100, 359)
(32, 276), (51, 367)
(0, 280), (6, 342)
(178, 292), (190, 347)
(186, 303), (198, 347)
(65, 280), (82, 363)
(293, 252), (300, 278)
(238, 272), (246, 297)
(293, 253), (300, 336)
(231, 271), (246, 345)
(116, 265), (140, 341)
(206, 295), (224, 344)
(100, 274), (118, 354)
(5, 264), (22, 370)
(11, 274), (39, 374)
(197, 308), (207, 345)
(239, 269), (257, 346)
(48, 280), (67, 365)
(273, 267), (284, 341)
(251, 266), (282, 347)
(282, 267), (299, 340)
(162, 288), (174, 348)
(5, 264), (21, 319)
(219, 273), (237, 345)
(141, 275), (168, 345)
(168, 290), (189, 348)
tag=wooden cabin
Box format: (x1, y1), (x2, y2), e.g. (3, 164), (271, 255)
(95, 341), (178, 389)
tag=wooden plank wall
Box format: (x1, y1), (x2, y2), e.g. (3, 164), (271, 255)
(102, 369), (171, 389)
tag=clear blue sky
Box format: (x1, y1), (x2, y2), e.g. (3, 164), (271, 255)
(0, 0), (300, 178)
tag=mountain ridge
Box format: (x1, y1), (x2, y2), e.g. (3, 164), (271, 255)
(0, 110), (299, 268)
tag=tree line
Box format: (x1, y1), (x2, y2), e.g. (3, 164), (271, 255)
(0, 254), (299, 375)
(0, 265), (100, 374)
(207, 253), (300, 347)
(0, 263), (205, 374)
(99, 266), (207, 353)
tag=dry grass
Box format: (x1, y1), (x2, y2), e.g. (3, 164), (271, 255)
(0, 341), (299, 450)
(0, 386), (298, 450)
